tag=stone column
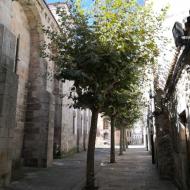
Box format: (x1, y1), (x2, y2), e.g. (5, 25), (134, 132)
(53, 79), (62, 158)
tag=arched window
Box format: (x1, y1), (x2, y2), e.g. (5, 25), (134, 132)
(103, 118), (109, 129)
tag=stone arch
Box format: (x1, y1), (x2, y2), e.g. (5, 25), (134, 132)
(17, 0), (44, 36)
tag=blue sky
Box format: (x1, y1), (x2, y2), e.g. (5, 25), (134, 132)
(47, 0), (92, 8)
(46, 0), (144, 6)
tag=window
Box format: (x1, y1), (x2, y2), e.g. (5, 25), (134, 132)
(81, 114), (83, 135)
(103, 118), (109, 129)
(14, 35), (20, 73)
(73, 110), (76, 134)
(103, 132), (109, 140)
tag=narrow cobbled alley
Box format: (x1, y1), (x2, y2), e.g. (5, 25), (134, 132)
(4, 148), (177, 190)
(97, 148), (177, 190)
(1, 1), (190, 190)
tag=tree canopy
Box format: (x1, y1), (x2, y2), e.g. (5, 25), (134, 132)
(43, 0), (166, 111)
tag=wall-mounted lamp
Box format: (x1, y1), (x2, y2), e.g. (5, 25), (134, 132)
(172, 12), (190, 47)
(178, 110), (187, 126)
(149, 90), (155, 99)
(172, 22), (185, 47)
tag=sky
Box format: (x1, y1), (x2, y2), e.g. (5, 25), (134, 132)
(46, 0), (144, 6)
(47, 0), (92, 8)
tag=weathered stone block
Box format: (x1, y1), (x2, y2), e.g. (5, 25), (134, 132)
(0, 24), (18, 187)
(157, 134), (175, 179)
(0, 67), (6, 82)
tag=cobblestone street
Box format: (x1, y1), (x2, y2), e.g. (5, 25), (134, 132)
(1, 1), (190, 190)
(3, 148), (177, 190)
(96, 148), (178, 190)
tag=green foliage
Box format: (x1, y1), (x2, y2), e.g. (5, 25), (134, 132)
(91, 0), (167, 129)
(114, 88), (142, 130)
(42, 0), (166, 113)
(42, 1), (167, 188)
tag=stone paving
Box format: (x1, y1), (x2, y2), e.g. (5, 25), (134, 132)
(96, 148), (178, 190)
(2, 148), (177, 190)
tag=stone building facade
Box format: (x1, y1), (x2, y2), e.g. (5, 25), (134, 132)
(60, 81), (91, 153)
(48, 2), (91, 154)
(151, 46), (190, 190)
(146, 1), (190, 189)
(96, 115), (120, 147)
(0, 0), (90, 187)
(143, 1), (190, 189)
(160, 49), (190, 190)
(96, 114), (144, 148)
(126, 124), (144, 145)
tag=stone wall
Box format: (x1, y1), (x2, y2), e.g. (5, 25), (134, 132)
(0, 0), (91, 187)
(10, 1), (31, 175)
(153, 89), (175, 179)
(166, 63), (190, 190)
(48, 3), (91, 156)
(0, 24), (18, 186)
(60, 80), (90, 154)
(0, 0), (59, 186)
(53, 79), (62, 157)
(153, 48), (190, 189)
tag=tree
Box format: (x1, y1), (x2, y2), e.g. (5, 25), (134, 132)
(92, 0), (167, 165)
(116, 102), (141, 155)
(102, 86), (140, 163)
(42, 0), (166, 189)
(111, 87), (141, 155)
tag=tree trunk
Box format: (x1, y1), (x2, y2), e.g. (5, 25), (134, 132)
(85, 108), (99, 190)
(110, 116), (116, 163)
(125, 131), (128, 149)
(150, 131), (155, 164)
(77, 126), (80, 153)
(119, 128), (123, 155)
(123, 128), (126, 151)
(83, 130), (87, 151)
